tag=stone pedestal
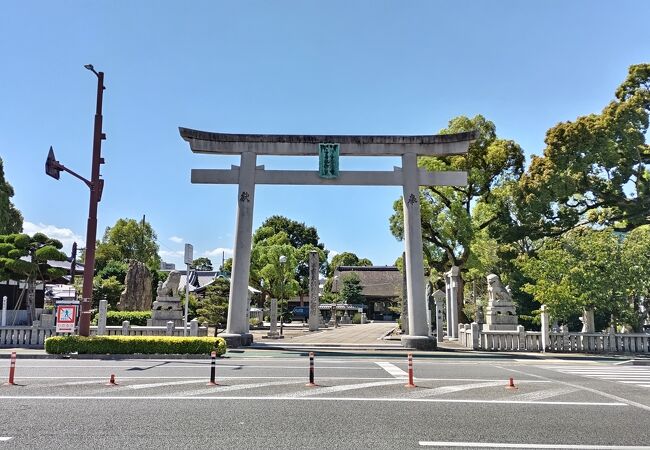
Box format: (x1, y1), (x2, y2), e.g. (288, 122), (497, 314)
(149, 295), (184, 327)
(401, 335), (437, 350)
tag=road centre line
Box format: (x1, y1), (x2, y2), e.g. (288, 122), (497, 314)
(375, 362), (409, 378)
(12, 364), (382, 370)
(0, 395), (624, 406)
(0, 438), (11, 442)
(419, 441), (650, 449)
(498, 364), (650, 412)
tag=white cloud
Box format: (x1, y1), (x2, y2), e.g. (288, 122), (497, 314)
(204, 247), (233, 259)
(159, 250), (184, 259)
(22, 221), (83, 256)
(169, 236), (184, 244)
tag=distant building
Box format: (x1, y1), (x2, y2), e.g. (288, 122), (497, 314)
(332, 266), (402, 320)
(160, 261), (176, 270)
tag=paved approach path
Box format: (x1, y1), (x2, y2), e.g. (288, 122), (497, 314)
(282, 322), (397, 345)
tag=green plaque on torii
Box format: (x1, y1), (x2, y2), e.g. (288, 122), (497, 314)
(318, 143), (339, 179)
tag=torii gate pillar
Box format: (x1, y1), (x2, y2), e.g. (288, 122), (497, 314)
(400, 153), (434, 349)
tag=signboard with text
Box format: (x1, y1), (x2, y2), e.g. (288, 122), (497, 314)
(56, 304), (78, 333)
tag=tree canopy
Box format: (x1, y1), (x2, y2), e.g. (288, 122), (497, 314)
(505, 64), (650, 240)
(0, 233), (67, 282)
(327, 252), (372, 277)
(192, 257), (213, 271)
(0, 158), (23, 234)
(94, 217), (161, 270)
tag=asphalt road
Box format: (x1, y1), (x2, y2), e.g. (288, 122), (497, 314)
(0, 352), (649, 449)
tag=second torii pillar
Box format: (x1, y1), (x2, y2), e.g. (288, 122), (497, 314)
(401, 153), (436, 350)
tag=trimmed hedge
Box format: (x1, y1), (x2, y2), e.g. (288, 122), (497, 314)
(45, 335), (226, 356)
(91, 311), (151, 326)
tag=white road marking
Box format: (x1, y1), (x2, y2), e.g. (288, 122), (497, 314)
(375, 362), (408, 378)
(509, 387), (578, 402)
(0, 437), (12, 442)
(283, 379), (406, 398)
(501, 365), (650, 412)
(538, 365), (650, 390)
(408, 381), (505, 398)
(0, 395), (626, 406)
(419, 441), (650, 449)
(173, 380), (306, 397)
(6, 376), (552, 382)
(85, 379), (205, 395)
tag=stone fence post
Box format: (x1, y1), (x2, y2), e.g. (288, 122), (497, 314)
(517, 325), (525, 351)
(97, 299), (108, 336)
(122, 320), (130, 336)
(30, 321), (40, 346)
(190, 319), (199, 337)
(470, 322), (480, 350)
(540, 305), (549, 352)
(166, 321), (174, 336)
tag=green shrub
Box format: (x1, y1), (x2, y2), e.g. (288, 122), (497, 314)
(45, 335), (226, 355)
(91, 310), (151, 326)
(352, 313), (361, 324)
(249, 318), (261, 328)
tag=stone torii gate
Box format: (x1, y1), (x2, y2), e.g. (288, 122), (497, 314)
(180, 127), (475, 349)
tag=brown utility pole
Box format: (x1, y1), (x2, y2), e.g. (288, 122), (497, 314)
(45, 65), (106, 337)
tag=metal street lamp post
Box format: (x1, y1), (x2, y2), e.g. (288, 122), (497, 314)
(279, 255), (287, 336)
(45, 64), (106, 337)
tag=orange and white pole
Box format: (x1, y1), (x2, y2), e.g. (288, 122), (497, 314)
(6, 351), (16, 386)
(405, 353), (416, 388)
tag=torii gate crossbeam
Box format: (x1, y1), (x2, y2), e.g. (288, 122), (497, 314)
(180, 127), (476, 349)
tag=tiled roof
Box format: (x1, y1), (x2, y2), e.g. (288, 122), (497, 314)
(332, 266), (402, 298)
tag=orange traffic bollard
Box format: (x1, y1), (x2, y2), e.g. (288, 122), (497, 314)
(506, 377), (517, 390)
(106, 373), (118, 386)
(405, 353), (416, 388)
(4, 351), (16, 386)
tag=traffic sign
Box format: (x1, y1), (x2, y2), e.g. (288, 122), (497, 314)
(56, 304), (78, 333)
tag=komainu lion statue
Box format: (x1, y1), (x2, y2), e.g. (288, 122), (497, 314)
(487, 274), (512, 306)
(157, 270), (181, 297)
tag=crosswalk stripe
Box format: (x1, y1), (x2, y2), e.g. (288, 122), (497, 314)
(509, 387), (578, 402)
(375, 362), (408, 378)
(409, 381), (504, 398)
(282, 379), (406, 398)
(172, 380), (306, 397)
(539, 365), (650, 389)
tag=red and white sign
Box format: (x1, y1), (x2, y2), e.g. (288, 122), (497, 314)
(56, 305), (78, 333)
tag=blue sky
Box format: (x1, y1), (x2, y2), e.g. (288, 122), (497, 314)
(1, 1), (649, 269)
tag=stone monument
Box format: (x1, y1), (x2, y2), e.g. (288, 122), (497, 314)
(147, 271), (183, 327)
(117, 260), (153, 311)
(483, 274), (518, 331)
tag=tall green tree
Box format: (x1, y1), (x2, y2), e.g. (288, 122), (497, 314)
(518, 228), (648, 330)
(327, 252), (372, 277)
(389, 115), (525, 323)
(94, 217), (161, 270)
(338, 273), (364, 305)
(0, 158), (23, 234)
(192, 257), (213, 271)
(509, 64), (650, 240)
(196, 278), (230, 337)
(0, 232), (67, 322)
(251, 216), (327, 305)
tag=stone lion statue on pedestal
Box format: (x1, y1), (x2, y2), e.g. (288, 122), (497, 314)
(487, 274), (512, 306)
